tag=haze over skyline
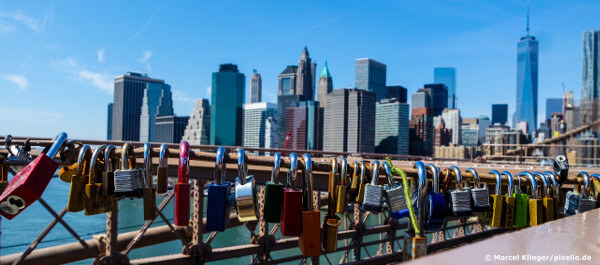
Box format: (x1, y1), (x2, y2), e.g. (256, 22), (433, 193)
(0, 1), (598, 140)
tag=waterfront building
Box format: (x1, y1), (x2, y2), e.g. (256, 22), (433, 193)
(182, 98), (211, 145)
(210, 64), (245, 146)
(375, 98), (409, 154)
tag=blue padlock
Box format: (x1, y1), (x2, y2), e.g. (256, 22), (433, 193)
(424, 164), (446, 231)
(206, 147), (232, 232)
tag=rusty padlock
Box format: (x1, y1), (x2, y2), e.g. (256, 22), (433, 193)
(67, 144), (92, 212)
(323, 158), (341, 252)
(174, 141), (191, 226)
(156, 143), (169, 194)
(298, 153), (322, 257)
(143, 143), (157, 220)
(281, 153), (302, 236)
(84, 145), (116, 215)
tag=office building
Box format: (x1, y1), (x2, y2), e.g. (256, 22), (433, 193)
(411, 91), (430, 109)
(107, 103), (112, 140)
(478, 115), (491, 144)
(546, 98), (563, 120)
(250, 70), (262, 103)
(242, 102), (277, 149)
(140, 83), (173, 142)
(375, 99), (409, 155)
(355, 58), (387, 101)
(277, 94), (302, 147)
(386, 85), (407, 103)
(278, 66), (298, 96)
(154, 115), (189, 143)
(461, 118), (479, 147)
(564, 90), (581, 131)
(111, 72), (164, 141)
(323, 89), (376, 153)
(296, 47), (316, 100)
(265, 116), (278, 150)
(210, 64), (245, 146)
(419, 84), (448, 116)
(409, 108), (434, 156)
(182, 98), (211, 145)
(581, 30), (600, 125)
(441, 108), (462, 145)
(317, 60), (333, 105)
(434, 67), (457, 108)
(434, 121), (452, 147)
(435, 145), (476, 160)
(575, 132), (599, 166)
(513, 13), (539, 135)
(492, 104), (509, 125)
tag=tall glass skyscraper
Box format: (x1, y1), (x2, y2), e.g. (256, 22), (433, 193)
(513, 19), (539, 135)
(140, 83), (173, 142)
(434, 67), (457, 109)
(355, 58), (386, 101)
(250, 70), (262, 103)
(492, 104), (508, 125)
(210, 64), (245, 146)
(581, 30), (600, 125)
(375, 99), (409, 155)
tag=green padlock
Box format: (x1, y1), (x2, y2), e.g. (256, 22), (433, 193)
(264, 152), (284, 223)
(513, 172), (528, 228)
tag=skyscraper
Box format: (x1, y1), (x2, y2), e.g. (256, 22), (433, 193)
(409, 107), (434, 156)
(419, 84), (448, 116)
(323, 89), (376, 153)
(277, 65), (300, 146)
(461, 118), (479, 147)
(112, 72), (164, 141)
(285, 101), (320, 150)
(210, 64), (245, 146)
(140, 83), (173, 142)
(317, 60), (333, 105)
(581, 30), (600, 125)
(242, 102), (277, 148)
(441, 108), (462, 145)
(492, 104), (508, 125)
(375, 99), (409, 155)
(355, 58), (387, 101)
(250, 70), (262, 103)
(513, 10), (539, 135)
(386, 85), (407, 103)
(182, 98), (211, 145)
(278, 66), (298, 96)
(434, 67), (457, 109)
(295, 47), (316, 100)
(546, 98), (563, 120)
(154, 115), (189, 143)
(107, 103), (112, 140)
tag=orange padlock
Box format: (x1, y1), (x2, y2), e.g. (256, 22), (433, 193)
(298, 153), (322, 257)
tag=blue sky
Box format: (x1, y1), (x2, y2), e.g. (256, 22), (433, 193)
(0, 1), (598, 140)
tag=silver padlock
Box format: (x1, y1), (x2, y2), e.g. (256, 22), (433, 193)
(448, 166), (472, 216)
(114, 143), (146, 198)
(382, 161), (409, 220)
(361, 160), (383, 213)
(467, 168), (490, 212)
(4, 135), (33, 173)
(563, 172), (584, 216)
(577, 171), (595, 213)
(234, 149), (259, 222)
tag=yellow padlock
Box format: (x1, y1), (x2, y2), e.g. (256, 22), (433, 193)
(489, 170), (504, 227)
(501, 171), (515, 228)
(355, 161), (369, 204)
(348, 161), (360, 203)
(67, 145), (92, 212)
(335, 158), (348, 213)
(535, 172), (555, 222)
(520, 172), (543, 226)
(59, 163), (78, 182)
(84, 145), (116, 215)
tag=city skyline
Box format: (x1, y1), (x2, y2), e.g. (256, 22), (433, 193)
(0, 1), (598, 139)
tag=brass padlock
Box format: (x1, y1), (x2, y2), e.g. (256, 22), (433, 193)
(298, 153), (321, 257)
(156, 143), (169, 194)
(335, 158), (349, 213)
(143, 143), (157, 220)
(519, 172), (543, 226)
(543, 171), (562, 219)
(102, 145), (117, 196)
(84, 145), (116, 215)
(348, 161), (360, 203)
(323, 158), (341, 252)
(67, 145), (92, 212)
(534, 172), (554, 222)
(501, 171), (516, 229)
(59, 163), (79, 183)
(489, 170), (504, 228)
(355, 161), (369, 204)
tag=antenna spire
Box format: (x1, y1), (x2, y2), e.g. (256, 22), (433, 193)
(526, 3), (530, 36)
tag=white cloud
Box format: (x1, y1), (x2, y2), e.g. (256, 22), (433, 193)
(0, 74), (28, 91)
(172, 90), (194, 103)
(97, 48), (105, 63)
(0, 106), (62, 123)
(76, 70), (112, 93)
(0, 12), (40, 32)
(138, 50), (153, 63)
(0, 24), (15, 33)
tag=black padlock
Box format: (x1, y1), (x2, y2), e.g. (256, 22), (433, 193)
(553, 155), (569, 184)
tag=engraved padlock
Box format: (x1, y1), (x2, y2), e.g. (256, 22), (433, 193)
(577, 171), (596, 213)
(264, 152), (284, 223)
(156, 143), (169, 194)
(206, 147), (232, 232)
(467, 168), (491, 212)
(323, 158), (341, 252)
(383, 161), (409, 220)
(114, 143), (145, 198)
(335, 157), (349, 213)
(143, 143), (157, 220)
(501, 171), (516, 228)
(534, 172), (554, 222)
(424, 164), (446, 231)
(174, 141), (191, 226)
(519, 171), (543, 226)
(234, 149), (259, 222)
(513, 171), (529, 228)
(67, 144), (92, 212)
(298, 153), (322, 257)
(281, 153), (302, 236)
(84, 145), (116, 215)
(362, 160), (383, 213)
(488, 170), (505, 227)
(446, 166), (472, 217)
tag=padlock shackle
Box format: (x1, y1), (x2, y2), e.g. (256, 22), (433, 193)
(553, 154), (569, 184)
(286, 153), (298, 189)
(489, 170), (502, 195)
(383, 161), (397, 189)
(270, 152), (281, 183)
(302, 153), (313, 211)
(44, 132), (68, 159)
(159, 143), (169, 168)
(4, 135), (15, 156)
(120, 143), (135, 170)
(370, 160), (380, 186)
(466, 168), (480, 189)
(501, 171), (514, 196)
(88, 145), (107, 185)
(237, 149), (248, 185)
(143, 143), (153, 188)
(543, 171), (560, 198)
(214, 146), (226, 185)
(328, 158), (338, 217)
(447, 166), (462, 190)
(533, 172), (550, 198)
(359, 161), (367, 186)
(76, 144), (93, 177)
(178, 141), (190, 184)
(414, 161), (428, 236)
(104, 145), (117, 173)
(339, 157), (348, 187)
(426, 164), (440, 193)
(578, 171), (591, 198)
(518, 171), (537, 199)
(351, 161), (359, 189)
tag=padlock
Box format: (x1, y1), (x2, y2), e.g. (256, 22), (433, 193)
(534, 172), (554, 222)
(355, 161), (368, 204)
(323, 158), (341, 252)
(577, 171), (596, 213)
(0, 132), (67, 219)
(414, 161), (428, 236)
(234, 149), (259, 222)
(206, 147), (232, 232)
(488, 170), (505, 228)
(347, 161), (360, 203)
(424, 164), (446, 231)
(553, 154), (569, 184)
(298, 153), (322, 257)
(58, 140), (83, 183)
(114, 143), (145, 198)
(446, 166), (471, 217)
(156, 143), (169, 194)
(142, 143), (157, 220)
(67, 144), (92, 212)
(518, 172), (542, 226)
(591, 174), (600, 207)
(1, 163), (8, 194)
(4, 135), (33, 174)
(362, 160), (383, 212)
(543, 171), (562, 219)
(281, 153), (302, 236)
(174, 141), (191, 226)
(335, 157), (349, 213)
(513, 172), (529, 228)
(101, 145), (117, 196)
(501, 171), (516, 228)
(264, 152), (283, 223)
(383, 161), (408, 220)
(84, 145), (116, 215)
(467, 168), (491, 212)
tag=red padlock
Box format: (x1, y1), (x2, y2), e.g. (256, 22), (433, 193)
(174, 140), (191, 226)
(281, 152), (302, 236)
(0, 132), (68, 219)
